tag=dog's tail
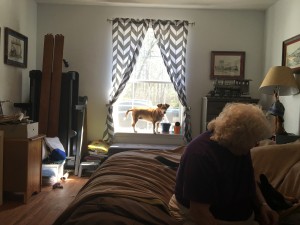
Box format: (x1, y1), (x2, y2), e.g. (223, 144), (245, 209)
(125, 109), (133, 119)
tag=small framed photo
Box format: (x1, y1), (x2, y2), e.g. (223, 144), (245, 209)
(4, 27), (28, 68)
(282, 34), (300, 73)
(210, 51), (245, 80)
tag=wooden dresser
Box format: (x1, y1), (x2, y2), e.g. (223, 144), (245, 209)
(201, 97), (260, 132)
(3, 134), (45, 203)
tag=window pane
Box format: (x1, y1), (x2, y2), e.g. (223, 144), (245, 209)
(113, 28), (182, 133)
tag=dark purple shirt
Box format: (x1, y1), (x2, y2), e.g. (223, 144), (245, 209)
(175, 131), (256, 221)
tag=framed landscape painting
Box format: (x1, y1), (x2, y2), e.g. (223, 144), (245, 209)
(210, 51), (245, 80)
(282, 34), (300, 73)
(4, 27), (28, 68)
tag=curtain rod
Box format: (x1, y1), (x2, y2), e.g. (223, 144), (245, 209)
(106, 19), (195, 26)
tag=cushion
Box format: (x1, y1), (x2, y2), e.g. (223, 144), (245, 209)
(44, 137), (66, 152)
(251, 142), (300, 198)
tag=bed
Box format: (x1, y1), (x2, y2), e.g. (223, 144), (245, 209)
(53, 146), (184, 225)
(53, 140), (300, 225)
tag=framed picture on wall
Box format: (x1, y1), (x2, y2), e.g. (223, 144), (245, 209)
(210, 51), (245, 80)
(4, 27), (28, 68)
(282, 34), (300, 73)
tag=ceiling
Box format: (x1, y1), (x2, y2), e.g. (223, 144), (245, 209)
(35, 0), (279, 10)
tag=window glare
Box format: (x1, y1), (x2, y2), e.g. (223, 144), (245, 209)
(113, 28), (182, 133)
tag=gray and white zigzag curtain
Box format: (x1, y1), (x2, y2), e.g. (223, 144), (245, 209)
(103, 18), (150, 143)
(103, 18), (191, 143)
(152, 20), (192, 142)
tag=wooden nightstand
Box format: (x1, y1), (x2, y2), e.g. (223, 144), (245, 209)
(3, 134), (45, 203)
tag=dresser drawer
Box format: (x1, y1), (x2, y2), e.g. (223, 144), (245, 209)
(201, 97), (259, 132)
(206, 102), (227, 115)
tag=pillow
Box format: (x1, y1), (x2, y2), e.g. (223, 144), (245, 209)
(44, 137), (66, 152)
(44, 137), (66, 162)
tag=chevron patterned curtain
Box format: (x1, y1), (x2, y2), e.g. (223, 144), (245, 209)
(152, 20), (192, 142)
(103, 18), (150, 143)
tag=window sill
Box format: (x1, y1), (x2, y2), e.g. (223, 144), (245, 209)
(113, 132), (184, 145)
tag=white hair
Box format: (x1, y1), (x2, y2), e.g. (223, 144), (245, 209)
(207, 103), (272, 155)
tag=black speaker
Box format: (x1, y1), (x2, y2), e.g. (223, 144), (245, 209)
(58, 71), (79, 156)
(29, 70), (42, 121)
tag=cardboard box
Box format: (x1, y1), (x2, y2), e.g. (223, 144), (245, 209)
(0, 122), (39, 138)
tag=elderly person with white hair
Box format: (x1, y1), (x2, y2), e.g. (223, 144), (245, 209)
(169, 103), (278, 225)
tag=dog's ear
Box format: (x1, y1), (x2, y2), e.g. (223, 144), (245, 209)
(157, 104), (162, 108)
(165, 104), (170, 108)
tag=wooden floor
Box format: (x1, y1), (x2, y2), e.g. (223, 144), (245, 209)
(0, 175), (89, 225)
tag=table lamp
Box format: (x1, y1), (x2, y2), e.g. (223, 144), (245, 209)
(259, 66), (299, 135)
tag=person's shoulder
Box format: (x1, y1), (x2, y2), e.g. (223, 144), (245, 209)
(186, 131), (212, 152)
(191, 131), (212, 143)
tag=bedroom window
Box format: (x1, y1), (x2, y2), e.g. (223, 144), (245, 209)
(104, 18), (191, 143)
(113, 28), (182, 133)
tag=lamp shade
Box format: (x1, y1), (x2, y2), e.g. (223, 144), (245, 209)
(259, 66), (299, 96)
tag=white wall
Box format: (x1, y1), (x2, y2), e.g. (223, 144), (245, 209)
(1, 1), (299, 140)
(36, 4), (265, 140)
(264, 0), (300, 135)
(0, 0), (37, 114)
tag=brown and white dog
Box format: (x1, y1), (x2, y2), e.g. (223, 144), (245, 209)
(125, 103), (170, 134)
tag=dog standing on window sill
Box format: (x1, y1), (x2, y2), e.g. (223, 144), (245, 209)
(125, 103), (170, 134)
